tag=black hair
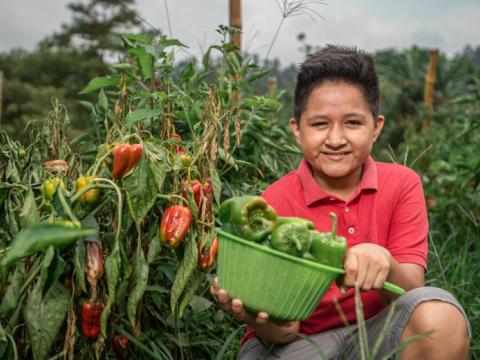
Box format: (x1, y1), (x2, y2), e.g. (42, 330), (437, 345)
(294, 45), (380, 121)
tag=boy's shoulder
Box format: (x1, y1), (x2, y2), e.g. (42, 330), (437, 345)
(375, 160), (421, 183)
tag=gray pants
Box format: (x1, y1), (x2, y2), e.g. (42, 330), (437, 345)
(237, 287), (471, 360)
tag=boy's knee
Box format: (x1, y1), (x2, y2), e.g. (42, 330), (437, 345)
(402, 300), (469, 356)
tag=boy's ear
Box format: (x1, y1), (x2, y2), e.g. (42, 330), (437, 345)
(289, 118), (301, 144)
(373, 115), (385, 142)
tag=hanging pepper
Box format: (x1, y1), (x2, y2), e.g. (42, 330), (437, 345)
(159, 205), (192, 247)
(182, 179), (213, 216)
(198, 236), (218, 270)
(219, 196), (277, 242)
(81, 301), (104, 338)
(40, 178), (66, 201)
(76, 176), (100, 204)
(169, 133), (185, 154)
(271, 220), (314, 257)
(43, 159), (68, 175)
(86, 241), (104, 286)
(111, 144), (143, 179)
(308, 212), (347, 267)
(112, 335), (129, 359)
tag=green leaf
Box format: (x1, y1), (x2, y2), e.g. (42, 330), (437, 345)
(80, 75), (120, 94)
(211, 169), (222, 205)
(125, 107), (162, 125)
(0, 268), (24, 315)
(73, 236), (87, 294)
(100, 245), (121, 336)
(124, 157), (159, 226)
(98, 89), (109, 112)
(147, 235), (162, 264)
(247, 68), (271, 83)
(19, 187), (39, 228)
(189, 295), (213, 313)
(0, 224), (95, 271)
(127, 241), (149, 327)
(170, 236), (199, 316)
(129, 48), (154, 80)
(24, 281), (70, 360)
(177, 270), (204, 317)
(0, 322), (5, 342)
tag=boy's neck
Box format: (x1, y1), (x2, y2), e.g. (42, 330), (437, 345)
(312, 167), (363, 201)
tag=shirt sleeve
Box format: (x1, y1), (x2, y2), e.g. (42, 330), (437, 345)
(261, 185), (295, 216)
(387, 172), (429, 270)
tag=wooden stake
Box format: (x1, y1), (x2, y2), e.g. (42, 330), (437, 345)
(229, 0), (242, 50)
(0, 71), (3, 126)
(422, 50), (439, 129)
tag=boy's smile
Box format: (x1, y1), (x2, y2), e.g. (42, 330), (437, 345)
(290, 80), (385, 197)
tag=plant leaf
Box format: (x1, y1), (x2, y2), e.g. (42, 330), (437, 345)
(19, 187), (39, 229)
(80, 76), (120, 94)
(0, 224), (94, 271)
(24, 281), (70, 360)
(124, 156), (159, 226)
(125, 107), (162, 125)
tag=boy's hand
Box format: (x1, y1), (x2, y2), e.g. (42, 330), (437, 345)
(210, 277), (300, 343)
(341, 243), (393, 291)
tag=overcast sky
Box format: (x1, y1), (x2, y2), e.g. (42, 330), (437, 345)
(1, 0), (479, 66)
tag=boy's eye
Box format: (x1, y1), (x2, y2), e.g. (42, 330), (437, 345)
(346, 119), (362, 126)
(312, 121), (328, 127)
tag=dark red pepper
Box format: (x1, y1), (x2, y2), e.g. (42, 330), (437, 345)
(198, 236), (218, 270)
(159, 205), (192, 247)
(169, 133), (185, 155)
(111, 144), (143, 179)
(81, 301), (104, 338)
(112, 335), (129, 359)
(182, 179), (213, 217)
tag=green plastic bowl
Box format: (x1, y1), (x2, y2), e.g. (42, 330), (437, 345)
(217, 229), (343, 321)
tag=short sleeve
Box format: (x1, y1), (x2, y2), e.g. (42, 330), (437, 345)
(387, 173), (429, 270)
(261, 184), (295, 217)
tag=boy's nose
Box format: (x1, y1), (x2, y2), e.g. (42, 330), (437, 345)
(325, 125), (347, 148)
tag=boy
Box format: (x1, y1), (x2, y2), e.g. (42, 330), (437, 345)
(211, 45), (470, 359)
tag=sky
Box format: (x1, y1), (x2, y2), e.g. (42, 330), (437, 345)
(0, 0), (479, 66)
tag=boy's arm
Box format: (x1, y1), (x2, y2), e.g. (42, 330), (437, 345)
(340, 243), (425, 302)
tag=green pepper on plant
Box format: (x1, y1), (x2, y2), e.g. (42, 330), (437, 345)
(308, 212), (347, 267)
(219, 196), (277, 242)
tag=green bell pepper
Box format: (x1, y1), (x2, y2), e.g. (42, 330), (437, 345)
(271, 221), (312, 257)
(273, 217), (314, 230)
(309, 212), (347, 267)
(219, 196), (277, 242)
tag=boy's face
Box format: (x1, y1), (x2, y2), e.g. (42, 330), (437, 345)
(290, 80), (384, 187)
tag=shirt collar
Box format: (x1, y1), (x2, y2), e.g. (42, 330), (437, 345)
(297, 156), (378, 206)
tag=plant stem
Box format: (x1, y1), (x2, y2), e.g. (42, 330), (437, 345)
(265, 17), (285, 60)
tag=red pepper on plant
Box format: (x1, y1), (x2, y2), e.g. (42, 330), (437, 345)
(169, 133), (185, 155)
(198, 236), (218, 270)
(182, 179), (214, 217)
(81, 301), (104, 338)
(112, 335), (129, 359)
(111, 144), (143, 179)
(159, 205), (192, 247)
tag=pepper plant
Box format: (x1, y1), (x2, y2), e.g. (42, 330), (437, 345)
(0, 27), (292, 360)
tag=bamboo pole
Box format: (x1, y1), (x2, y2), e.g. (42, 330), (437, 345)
(422, 50), (439, 129)
(0, 71), (3, 126)
(229, 0), (242, 51)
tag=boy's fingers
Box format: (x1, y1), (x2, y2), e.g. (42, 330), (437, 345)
(217, 289), (231, 311)
(255, 312), (269, 325)
(231, 298), (246, 321)
(343, 254), (358, 287)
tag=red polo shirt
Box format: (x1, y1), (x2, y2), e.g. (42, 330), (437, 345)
(242, 157), (428, 344)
